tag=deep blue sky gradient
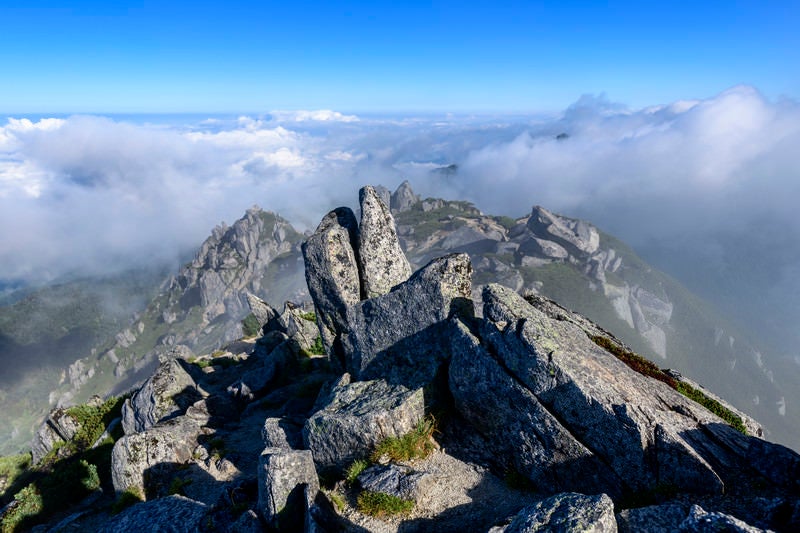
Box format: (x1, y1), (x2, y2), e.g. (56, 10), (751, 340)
(1, 0), (798, 112)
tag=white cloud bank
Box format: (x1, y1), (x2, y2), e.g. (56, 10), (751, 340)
(1, 90), (799, 301)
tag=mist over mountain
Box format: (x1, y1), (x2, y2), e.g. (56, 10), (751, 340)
(2, 86), (800, 448)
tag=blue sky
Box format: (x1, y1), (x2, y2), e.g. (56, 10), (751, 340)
(1, 0), (798, 113)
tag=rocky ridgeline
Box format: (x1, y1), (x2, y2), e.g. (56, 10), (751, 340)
(13, 186), (798, 532)
(8, 185), (800, 531)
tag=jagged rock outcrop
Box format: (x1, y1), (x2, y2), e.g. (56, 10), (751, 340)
(479, 283), (728, 494)
(390, 180), (420, 212)
(121, 355), (201, 435)
(527, 205), (600, 257)
(302, 207), (361, 359)
(449, 320), (617, 495)
(341, 253), (472, 384)
(358, 185), (412, 298)
(19, 185), (800, 533)
(245, 292), (278, 328)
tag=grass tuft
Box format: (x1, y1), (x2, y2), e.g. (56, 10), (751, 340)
(356, 491), (414, 518)
(345, 459), (368, 485)
(370, 417), (436, 463)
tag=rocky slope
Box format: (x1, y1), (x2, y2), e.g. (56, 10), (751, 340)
(3, 180), (797, 460)
(3, 186), (799, 532)
(388, 181), (799, 450)
(44, 209), (308, 416)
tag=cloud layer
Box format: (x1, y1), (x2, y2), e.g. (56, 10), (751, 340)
(2, 90), (799, 336)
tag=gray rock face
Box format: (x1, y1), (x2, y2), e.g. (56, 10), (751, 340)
(679, 505), (763, 532)
(480, 283), (736, 495)
(245, 292), (277, 328)
(303, 377), (424, 474)
(390, 180), (420, 212)
(357, 185), (412, 298)
(302, 207), (361, 361)
(111, 416), (204, 498)
(341, 253), (473, 383)
(275, 301), (320, 352)
(257, 448), (319, 530)
(99, 495), (208, 533)
(31, 408), (81, 463)
(527, 205), (600, 256)
(121, 357), (200, 435)
(448, 320), (618, 495)
(500, 493), (617, 533)
(262, 416), (303, 450)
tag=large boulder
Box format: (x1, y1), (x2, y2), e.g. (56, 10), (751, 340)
(301, 207), (361, 363)
(449, 320), (618, 495)
(121, 357), (201, 435)
(111, 416), (205, 499)
(257, 448), (319, 531)
(357, 185), (412, 298)
(480, 283), (736, 495)
(303, 375), (424, 474)
(341, 253), (473, 384)
(497, 493), (617, 533)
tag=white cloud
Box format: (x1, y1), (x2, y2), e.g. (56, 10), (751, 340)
(269, 109), (360, 123)
(2, 89), (799, 312)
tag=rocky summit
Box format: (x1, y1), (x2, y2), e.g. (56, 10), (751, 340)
(3, 185), (800, 532)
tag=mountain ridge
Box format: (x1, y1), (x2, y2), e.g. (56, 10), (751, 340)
(1, 181), (798, 457)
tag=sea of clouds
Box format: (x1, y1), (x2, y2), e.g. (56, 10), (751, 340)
(2, 85), (799, 343)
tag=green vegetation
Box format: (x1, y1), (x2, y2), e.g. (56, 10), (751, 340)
(675, 382), (748, 434)
(590, 336), (677, 389)
(345, 459), (369, 485)
(1, 458), (104, 532)
(0, 454), (31, 495)
(241, 313), (261, 337)
(308, 336), (326, 356)
(1, 484), (43, 533)
(1, 396), (126, 531)
(370, 417), (436, 463)
(494, 215), (519, 231)
(590, 335), (747, 434)
(299, 311), (317, 322)
(356, 491), (414, 518)
(112, 486), (144, 515)
(327, 490), (346, 512)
